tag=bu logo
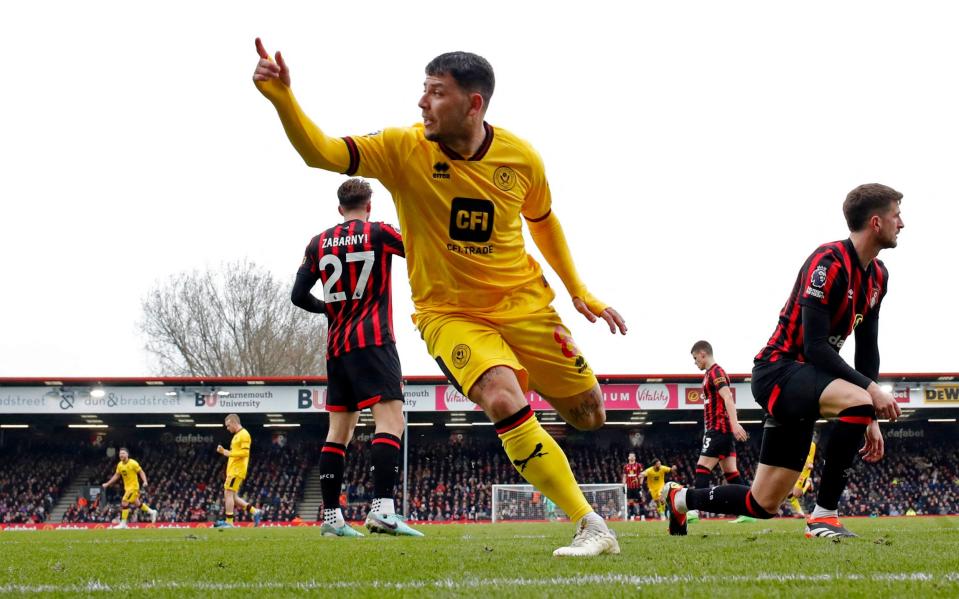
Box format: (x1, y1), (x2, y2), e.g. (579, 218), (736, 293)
(449, 197), (494, 242)
(512, 443), (549, 472)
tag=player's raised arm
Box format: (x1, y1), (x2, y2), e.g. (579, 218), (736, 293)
(252, 37), (353, 173)
(138, 467), (148, 488)
(101, 473), (119, 488)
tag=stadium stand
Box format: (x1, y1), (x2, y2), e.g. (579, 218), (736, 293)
(2, 424), (956, 524)
(0, 441), (88, 523)
(61, 439), (314, 524)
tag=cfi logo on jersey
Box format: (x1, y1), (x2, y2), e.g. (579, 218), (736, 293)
(493, 166), (516, 191)
(449, 198), (494, 242)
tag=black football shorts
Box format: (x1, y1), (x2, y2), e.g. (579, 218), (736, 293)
(326, 343), (402, 412)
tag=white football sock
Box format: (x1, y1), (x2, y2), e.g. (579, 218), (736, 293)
(674, 488), (688, 513)
(371, 498), (395, 515)
(811, 505), (838, 520)
(323, 508), (345, 527)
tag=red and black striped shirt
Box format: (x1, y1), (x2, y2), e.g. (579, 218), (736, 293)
(298, 220), (404, 358)
(755, 238), (888, 364)
(623, 463), (643, 489)
(703, 363), (732, 433)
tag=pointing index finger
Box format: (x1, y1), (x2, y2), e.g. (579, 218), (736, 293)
(255, 37), (269, 60)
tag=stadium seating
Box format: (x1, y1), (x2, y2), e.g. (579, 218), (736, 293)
(61, 439), (314, 524)
(3, 424), (956, 525)
(0, 441), (86, 524)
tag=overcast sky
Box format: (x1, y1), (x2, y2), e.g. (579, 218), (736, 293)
(2, 1), (957, 378)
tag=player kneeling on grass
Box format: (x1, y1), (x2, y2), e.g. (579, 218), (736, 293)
(101, 447), (158, 528)
(662, 183), (904, 539)
(214, 414), (263, 528)
(290, 178), (421, 538)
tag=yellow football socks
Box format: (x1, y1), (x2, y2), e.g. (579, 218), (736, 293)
(497, 408), (592, 522)
(226, 514), (234, 525)
(140, 503), (152, 512)
(121, 508), (129, 522)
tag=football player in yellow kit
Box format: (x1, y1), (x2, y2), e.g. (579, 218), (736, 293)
(214, 414), (262, 528)
(254, 39), (626, 556)
(101, 447), (157, 528)
(788, 440), (817, 517)
(639, 459), (673, 521)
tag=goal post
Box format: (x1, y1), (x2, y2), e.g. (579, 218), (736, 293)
(491, 484), (627, 523)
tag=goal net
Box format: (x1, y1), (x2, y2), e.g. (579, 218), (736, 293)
(491, 484), (627, 523)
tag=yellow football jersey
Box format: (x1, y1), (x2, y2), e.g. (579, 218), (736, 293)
(116, 458), (141, 491)
(795, 441), (817, 488)
(643, 466), (671, 488)
(345, 123), (556, 317)
(227, 428), (252, 479)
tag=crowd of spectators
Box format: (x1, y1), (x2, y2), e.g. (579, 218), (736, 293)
(332, 426), (959, 521)
(3, 424), (958, 525)
(0, 444), (83, 523)
(61, 437), (314, 524)
(843, 437), (959, 517)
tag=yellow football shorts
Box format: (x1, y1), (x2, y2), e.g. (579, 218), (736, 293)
(649, 486), (664, 501)
(417, 304), (597, 399)
(122, 489), (140, 503)
(224, 476), (244, 493)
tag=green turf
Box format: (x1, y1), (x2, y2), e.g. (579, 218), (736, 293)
(1, 518), (958, 598)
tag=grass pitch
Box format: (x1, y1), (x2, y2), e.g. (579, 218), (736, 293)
(1, 517), (958, 598)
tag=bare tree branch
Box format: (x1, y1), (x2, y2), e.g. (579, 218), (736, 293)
(139, 261), (327, 376)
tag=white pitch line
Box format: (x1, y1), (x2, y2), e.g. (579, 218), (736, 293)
(1, 572), (958, 594)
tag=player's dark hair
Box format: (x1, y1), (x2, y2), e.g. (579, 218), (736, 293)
(337, 178), (372, 209)
(426, 51), (495, 109)
(653, 458), (661, 465)
(119, 447), (128, 454)
(690, 340), (713, 355)
(843, 183), (902, 231)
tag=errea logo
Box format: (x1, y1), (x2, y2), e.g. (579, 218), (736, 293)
(433, 162), (450, 180)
